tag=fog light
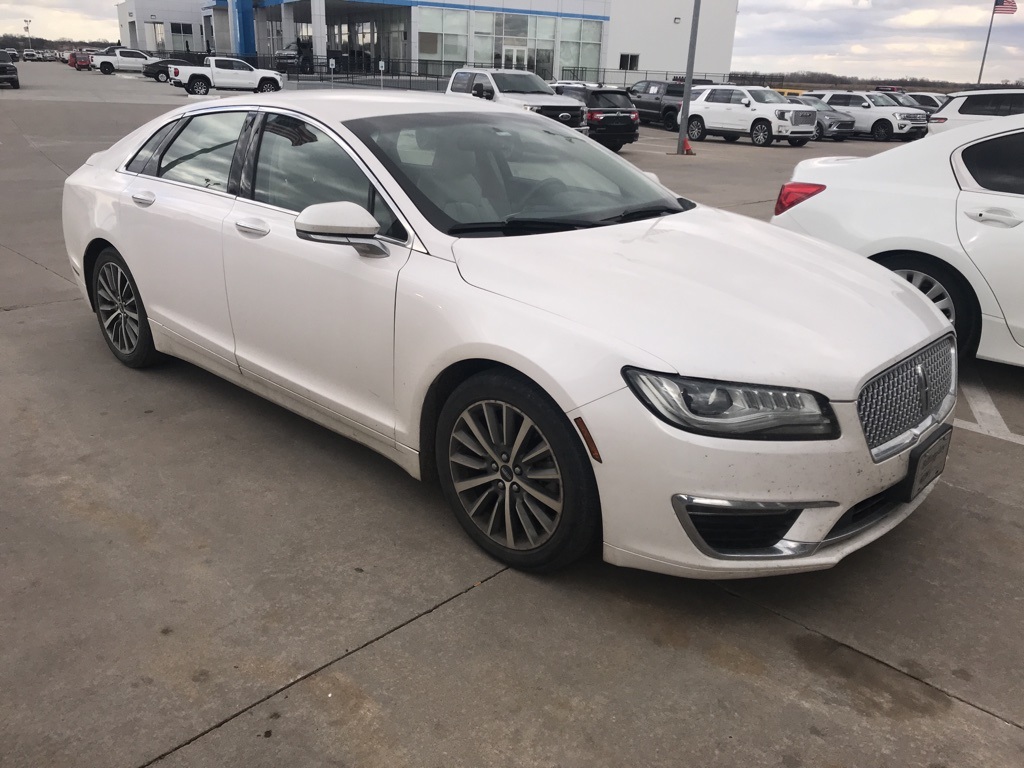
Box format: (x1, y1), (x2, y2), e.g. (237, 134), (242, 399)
(898, 123), (907, 130)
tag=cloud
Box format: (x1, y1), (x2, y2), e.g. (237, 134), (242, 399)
(0, 3), (118, 41)
(734, 0), (1024, 82)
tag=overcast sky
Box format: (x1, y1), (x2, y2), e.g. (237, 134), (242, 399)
(2, 1), (1023, 83)
(734, 0), (1024, 82)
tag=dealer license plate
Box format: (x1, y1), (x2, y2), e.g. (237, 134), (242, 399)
(901, 425), (953, 502)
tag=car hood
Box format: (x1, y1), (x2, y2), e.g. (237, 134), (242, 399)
(452, 206), (949, 400)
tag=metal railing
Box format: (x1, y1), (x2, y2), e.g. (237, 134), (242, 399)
(559, 67), (786, 89)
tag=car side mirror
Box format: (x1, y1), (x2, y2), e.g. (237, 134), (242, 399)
(862, 102), (871, 108)
(294, 201), (388, 257)
(471, 82), (485, 98)
(554, 85), (564, 95)
(741, 98), (751, 107)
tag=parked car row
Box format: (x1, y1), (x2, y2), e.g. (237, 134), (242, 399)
(0, 50), (19, 89)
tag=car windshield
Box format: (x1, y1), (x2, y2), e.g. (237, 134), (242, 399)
(887, 93), (918, 107)
(491, 72), (554, 94)
(347, 112), (690, 237)
(800, 98), (831, 112)
(748, 89), (787, 104)
(867, 93), (898, 106)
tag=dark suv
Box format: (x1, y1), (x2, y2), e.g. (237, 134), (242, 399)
(0, 51), (19, 89)
(625, 80), (694, 131)
(557, 86), (640, 152)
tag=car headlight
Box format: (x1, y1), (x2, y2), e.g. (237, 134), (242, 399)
(523, 104), (542, 112)
(898, 112), (918, 120)
(774, 109), (792, 121)
(623, 369), (840, 440)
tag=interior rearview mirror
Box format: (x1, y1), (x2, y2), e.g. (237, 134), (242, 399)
(295, 201), (388, 257)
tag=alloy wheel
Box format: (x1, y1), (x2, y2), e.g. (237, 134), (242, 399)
(813, 123), (823, 141)
(448, 400), (563, 551)
(894, 269), (956, 324)
(752, 123), (770, 146)
(96, 261), (140, 354)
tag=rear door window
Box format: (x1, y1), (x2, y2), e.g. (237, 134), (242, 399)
(126, 120), (180, 174)
(961, 132), (1024, 196)
(157, 111), (248, 191)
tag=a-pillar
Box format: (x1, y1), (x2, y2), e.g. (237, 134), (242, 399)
(281, 0), (296, 47)
(311, 0), (328, 60)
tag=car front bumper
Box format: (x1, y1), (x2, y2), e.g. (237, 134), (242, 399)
(0, 74), (18, 85)
(572, 387), (952, 579)
(822, 122), (855, 138)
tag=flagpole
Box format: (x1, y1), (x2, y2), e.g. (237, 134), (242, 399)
(978, 3), (997, 84)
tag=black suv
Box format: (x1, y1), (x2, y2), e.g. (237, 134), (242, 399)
(0, 51), (19, 89)
(626, 80), (696, 131)
(557, 86), (640, 152)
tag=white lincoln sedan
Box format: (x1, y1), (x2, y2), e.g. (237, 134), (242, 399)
(63, 91), (956, 579)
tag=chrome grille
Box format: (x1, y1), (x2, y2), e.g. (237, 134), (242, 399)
(907, 114), (928, 123)
(792, 111), (815, 126)
(857, 337), (956, 456)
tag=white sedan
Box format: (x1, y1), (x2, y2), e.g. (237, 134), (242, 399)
(773, 114), (1024, 369)
(63, 91), (955, 579)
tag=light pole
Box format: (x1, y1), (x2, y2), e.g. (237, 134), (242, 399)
(24, 19), (32, 49)
(675, 0), (702, 155)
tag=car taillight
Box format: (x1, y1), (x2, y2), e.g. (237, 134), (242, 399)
(587, 110), (604, 121)
(629, 110), (639, 121)
(774, 182), (826, 216)
(173, 67), (179, 77)
(928, 116), (947, 123)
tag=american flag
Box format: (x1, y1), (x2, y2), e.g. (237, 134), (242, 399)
(994, 0), (1017, 15)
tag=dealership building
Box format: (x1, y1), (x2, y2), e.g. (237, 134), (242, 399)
(115, 0), (739, 80)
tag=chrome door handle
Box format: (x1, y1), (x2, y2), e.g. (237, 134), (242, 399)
(964, 208), (1022, 228)
(235, 218), (270, 237)
(131, 191), (156, 207)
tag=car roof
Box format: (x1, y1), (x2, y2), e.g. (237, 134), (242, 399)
(946, 88), (1024, 98)
(177, 89), (544, 122)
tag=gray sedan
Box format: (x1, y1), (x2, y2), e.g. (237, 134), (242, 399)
(787, 96), (855, 141)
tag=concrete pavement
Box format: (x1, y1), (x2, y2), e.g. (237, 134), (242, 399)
(2, 62), (1023, 768)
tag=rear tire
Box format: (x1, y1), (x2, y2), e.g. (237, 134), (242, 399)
(91, 248), (159, 369)
(436, 371), (601, 572)
(788, 138), (809, 147)
(604, 141), (624, 153)
(188, 78), (210, 95)
(100, 62), (113, 75)
(687, 116), (706, 141)
(663, 109), (679, 132)
(156, 71), (168, 83)
(10, 80), (19, 89)
(875, 253), (979, 355)
(832, 136), (846, 142)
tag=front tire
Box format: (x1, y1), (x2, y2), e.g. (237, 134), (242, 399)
(91, 248), (159, 368)
(10, 80), (19, 89)
(813, 123), (824, 141)
(875, 253), (979, 354)
(832, 135), (846, 142)
(436, 372), (601, 572)
(872, 120), (894, 142)
(751, 120), (773, 147)
(687, 116), (706, 141)
(257, 79), (280, 93)
(788, 138), (809, 147)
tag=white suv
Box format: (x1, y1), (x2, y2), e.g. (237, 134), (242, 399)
(927, 89), (1024, 134)
(687, 86), (817, 147)
(803, 91), (928, 141)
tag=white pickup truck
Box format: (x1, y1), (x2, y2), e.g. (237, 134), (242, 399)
(445, 69), (587, 133)
(91, 48), (157, 75)
(169, 57), (283, 95)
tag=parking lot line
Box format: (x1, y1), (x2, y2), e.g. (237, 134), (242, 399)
(960, 368), (1012, 434)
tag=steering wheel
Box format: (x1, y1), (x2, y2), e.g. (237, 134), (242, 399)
(519, 178), (569, 211)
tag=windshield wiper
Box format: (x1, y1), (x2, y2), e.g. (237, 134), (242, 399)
(447, 216), (599, 236)
(601, 203), (687, 224)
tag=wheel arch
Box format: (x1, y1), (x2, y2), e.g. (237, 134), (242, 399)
(418, 358), (564, 484)
(82, 237), (117, 310)
(870, 249), (983, 347)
